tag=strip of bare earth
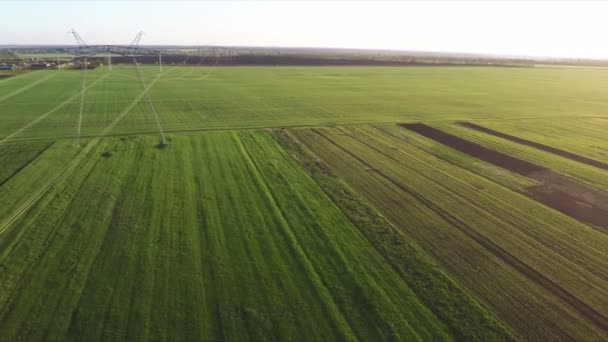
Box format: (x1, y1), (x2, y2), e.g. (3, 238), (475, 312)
(401, 123), (608, 231)
(458, 122), (608, 170)
(271, 128), (514, 341)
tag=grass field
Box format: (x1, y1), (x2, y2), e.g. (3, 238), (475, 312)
(289, 125), (608, 340)
(1, 65), (608, 340)
(4, 65), (608, 140)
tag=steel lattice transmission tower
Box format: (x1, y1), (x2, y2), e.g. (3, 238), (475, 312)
(64, 30), (167, 147)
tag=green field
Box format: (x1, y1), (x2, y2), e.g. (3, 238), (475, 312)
(1, 65), (608, 340)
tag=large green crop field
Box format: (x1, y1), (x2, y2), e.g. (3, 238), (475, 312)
(1, 65), (608, 340)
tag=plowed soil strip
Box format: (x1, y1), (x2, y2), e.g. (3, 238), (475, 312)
(400, 123), (608, 231)
(458, 122), (608, 170)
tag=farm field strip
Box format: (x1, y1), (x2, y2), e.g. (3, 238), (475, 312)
(371, 123), (540, 192)
(459, 122), (608, 170)
(402, 123), (608, 230)
(0, 132), (452, 341)
(271, 129), (512, 340)
(337, 126), (608, 286)
(297, 126), (594, 340)
(292, 126), (608, 340)
(433, 122), (608, 191)
(467, 118), (608, 164)
(341, 125), (608, 265)
(2, 65), (608, 340)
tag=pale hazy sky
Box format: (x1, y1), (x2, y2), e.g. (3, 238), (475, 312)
(2, 1), (608, 59)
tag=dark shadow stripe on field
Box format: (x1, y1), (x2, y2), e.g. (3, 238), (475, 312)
(400, 123), (608, 231)
(458, 122), (608, 170)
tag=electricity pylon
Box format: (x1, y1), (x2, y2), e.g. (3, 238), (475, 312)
(69, 29), (88, 147)
(66, 30), (168, 147)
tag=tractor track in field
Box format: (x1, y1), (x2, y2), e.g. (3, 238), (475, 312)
(312, 128), (608, 334)
(0, 73), (163, 236)
(458, 122), (608, 170)
(401, 123), (608, 231)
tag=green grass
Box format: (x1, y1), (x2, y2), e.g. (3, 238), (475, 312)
(2, 65), (608, 340)
(0, 132), (455, 341)
(3, 65), (608, 141)
(291, 125), (608, 340)
(271, 128), (512, 341)
(432, 122), (608, 191)
(0, 141), (52, 186)
(460, 118), (608, 164)
(371, 124), (540, 192)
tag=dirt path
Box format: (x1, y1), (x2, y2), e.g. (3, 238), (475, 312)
(459, 122), (608, 170)
(401, 123), (608, 231)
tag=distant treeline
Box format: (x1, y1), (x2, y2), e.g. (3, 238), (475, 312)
(104, 54), (532, 67)
(4, 46), (608, 67)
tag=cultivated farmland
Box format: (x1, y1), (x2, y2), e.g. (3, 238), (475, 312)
(1, 64), (608, 340)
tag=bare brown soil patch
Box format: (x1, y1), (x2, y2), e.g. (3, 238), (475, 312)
(401, 123), (608, 230)
(459, 122), (608, 170)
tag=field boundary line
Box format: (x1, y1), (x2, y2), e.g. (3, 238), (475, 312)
(0, 73), (110, 145)
(0, 72), (58, 104)
(0, 73), (163, 236)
